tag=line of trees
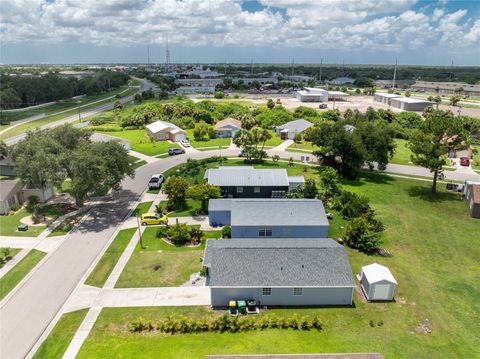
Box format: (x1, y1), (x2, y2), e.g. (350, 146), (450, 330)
(0, 71), (129, 110)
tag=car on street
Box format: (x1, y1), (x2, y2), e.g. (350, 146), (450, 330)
(140, 212), (168, 226)
(168, 148), (185, 155)
(460, 157), (470, 167)
(319, 103), (327, 109)
(148, 174), (164, 190)
(180, 139), (191, 147)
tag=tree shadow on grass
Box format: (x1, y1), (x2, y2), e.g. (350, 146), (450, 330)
(340, 171), (395, 187)
(407, 185), (461, 203)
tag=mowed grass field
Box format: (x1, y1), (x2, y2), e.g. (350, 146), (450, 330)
(75, 173), (480, 358)
(98, 129), (181, 156)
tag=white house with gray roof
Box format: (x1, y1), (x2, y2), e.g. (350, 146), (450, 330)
(275, 119), (314, 140)
(205, 167), (303, 198)
(208, 198), (329, 238)
(146, 120), (187, 142)
(203, 238), (355, 307)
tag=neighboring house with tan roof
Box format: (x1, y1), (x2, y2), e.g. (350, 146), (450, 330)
(214, 118), (242, 138)
(146, 120), (187, 142)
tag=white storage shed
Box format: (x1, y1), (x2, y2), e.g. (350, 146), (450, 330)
(359, 263), (397, 301)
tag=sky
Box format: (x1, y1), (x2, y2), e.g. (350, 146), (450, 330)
(0, 0), (479, 65)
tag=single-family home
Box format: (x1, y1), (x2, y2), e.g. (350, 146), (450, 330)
(359, 263), (397, 301)
(214, 118), (242, 138)
(146, 120), (187, 142)
(208, 198), (329, 238)
(465, 183), (480, 218)
(203, 238), (355, 307)
(275, 119), (314, 140)
(0, 156), (16, 177)
(0, 179), (54, 215)
(205, 167), (303, 198)
(0, 180), (24, 214)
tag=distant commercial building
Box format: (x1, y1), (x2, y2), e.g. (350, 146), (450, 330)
(374, 79), (414, 89)
(180, 67), (221, 78)
(412, 81), (480, 97)
(58, 70), (95, 79)
(389, 97), (434, 111)
(176, 86), (215, 94)
(330, 77), (355, 85)
(296, 87), (328, 102)
(283, 75), (315, 82)
(175, 77), (277, 88)
(328, 91), (350, 101)
(374, 93), (434, 111)
(373, 92), (402, 105)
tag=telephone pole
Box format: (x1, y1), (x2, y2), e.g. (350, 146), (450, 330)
(392, 58), (397, 90)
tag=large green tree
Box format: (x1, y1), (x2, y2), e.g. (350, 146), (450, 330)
(163, 176), (189, 210)
(11, 125), (134, 205)
(408, 109), (467, 193)
(187, 183), (221, 213)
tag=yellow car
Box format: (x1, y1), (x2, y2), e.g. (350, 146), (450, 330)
(140, 212), (168, 226)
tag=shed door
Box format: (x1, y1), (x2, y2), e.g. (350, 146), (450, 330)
(372, 284), (391, 299)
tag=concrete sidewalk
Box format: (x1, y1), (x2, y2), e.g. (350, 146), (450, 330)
(65, 286), (211, 312)
(270, 139), (294, 152)
(0, 248), (30, 279)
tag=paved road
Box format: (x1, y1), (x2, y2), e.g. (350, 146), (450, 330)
(3, 78), (152, 146)
(0, 149), (236, 359)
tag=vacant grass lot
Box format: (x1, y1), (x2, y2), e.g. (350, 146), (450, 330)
(390, 139), (413, 166)
(115, 228), (221, 288)
(78, 173), (479, 358)
(85, 228), (136, 288)
(98, 129), (181, 156)
(0, 249), (47, 300)
(185, 129), (230, 149)
(263, 131), (284, 148)
(0, 208), (46, 237)
(33, 309), (89, 359)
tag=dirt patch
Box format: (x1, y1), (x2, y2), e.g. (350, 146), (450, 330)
(20, 215), (53, 226)
(151, 264), (162, 272)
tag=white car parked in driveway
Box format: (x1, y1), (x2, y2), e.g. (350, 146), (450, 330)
(148, 174), (164, 189)
(181, 139), (191, 147)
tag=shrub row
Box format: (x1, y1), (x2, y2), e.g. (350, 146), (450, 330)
(128, 314), (322, 334)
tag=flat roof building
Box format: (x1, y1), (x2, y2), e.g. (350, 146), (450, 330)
(389, 97), (434, 111)
(412, 81), (480, 97)
(296, 87), (328, 102)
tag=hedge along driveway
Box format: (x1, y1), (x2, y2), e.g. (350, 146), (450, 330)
(115, 227), (221, 288)
(97, 129), (181, 156)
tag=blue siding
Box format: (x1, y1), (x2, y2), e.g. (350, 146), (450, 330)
(232, 225), (328, 238)
(209, 210), (231, 226)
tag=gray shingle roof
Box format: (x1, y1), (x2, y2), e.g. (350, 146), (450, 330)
(226, 198), (328, 226)
(0, 180), (22, 201)
(277, 119), (313, 133)
(205, 167), (289, 187)
(204, 238), (355, 287)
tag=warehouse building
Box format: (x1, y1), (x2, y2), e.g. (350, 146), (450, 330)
(389, 97), (434, 111)
(203, 238), (355, 307)
(208, 198), (329, 238)
(373, 92), (402, 105)
(296, 87), (328, 102)
(412, 81), (480, 97)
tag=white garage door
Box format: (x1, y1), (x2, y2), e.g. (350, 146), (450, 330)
(372, 284), (391, 300)
(175, 133), (186, 142)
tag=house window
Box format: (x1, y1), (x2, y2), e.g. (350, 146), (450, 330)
(262, 288), (272, 296)
(236, 187), (243, 193)
(293, 288), (303, 296)
(254, 186), (260, 193)
(259, 226), (272, 237)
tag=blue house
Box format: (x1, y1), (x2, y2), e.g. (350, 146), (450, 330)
(208, 198), (329, 238)
(214, 118), (242, 138)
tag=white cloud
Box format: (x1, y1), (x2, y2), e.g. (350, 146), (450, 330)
(0, 0), (478, 56)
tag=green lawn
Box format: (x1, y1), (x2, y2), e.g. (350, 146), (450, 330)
(128, 155), (147, 169)
(287, 141), (319, 153)
(472, 145), (480, 170)
(78, 172), (479, 358)
(158, 199), (202, 217)
(185, 129), (230, 149)
(47, 212), (86, 237)
(0, 249), (47, 300)
(98, 129), (181, 156)
(390, 139), (414, 166)
(263, 131), (284, 148)
(33, 309), (89, 359)
(0, 86), (138, 140)
(85, 228), (136, 288)
(115, 227), (221, 288)
(0, 248), (22, 268)
(131, 201), (153, 217)
(0, 208), (46, 237)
